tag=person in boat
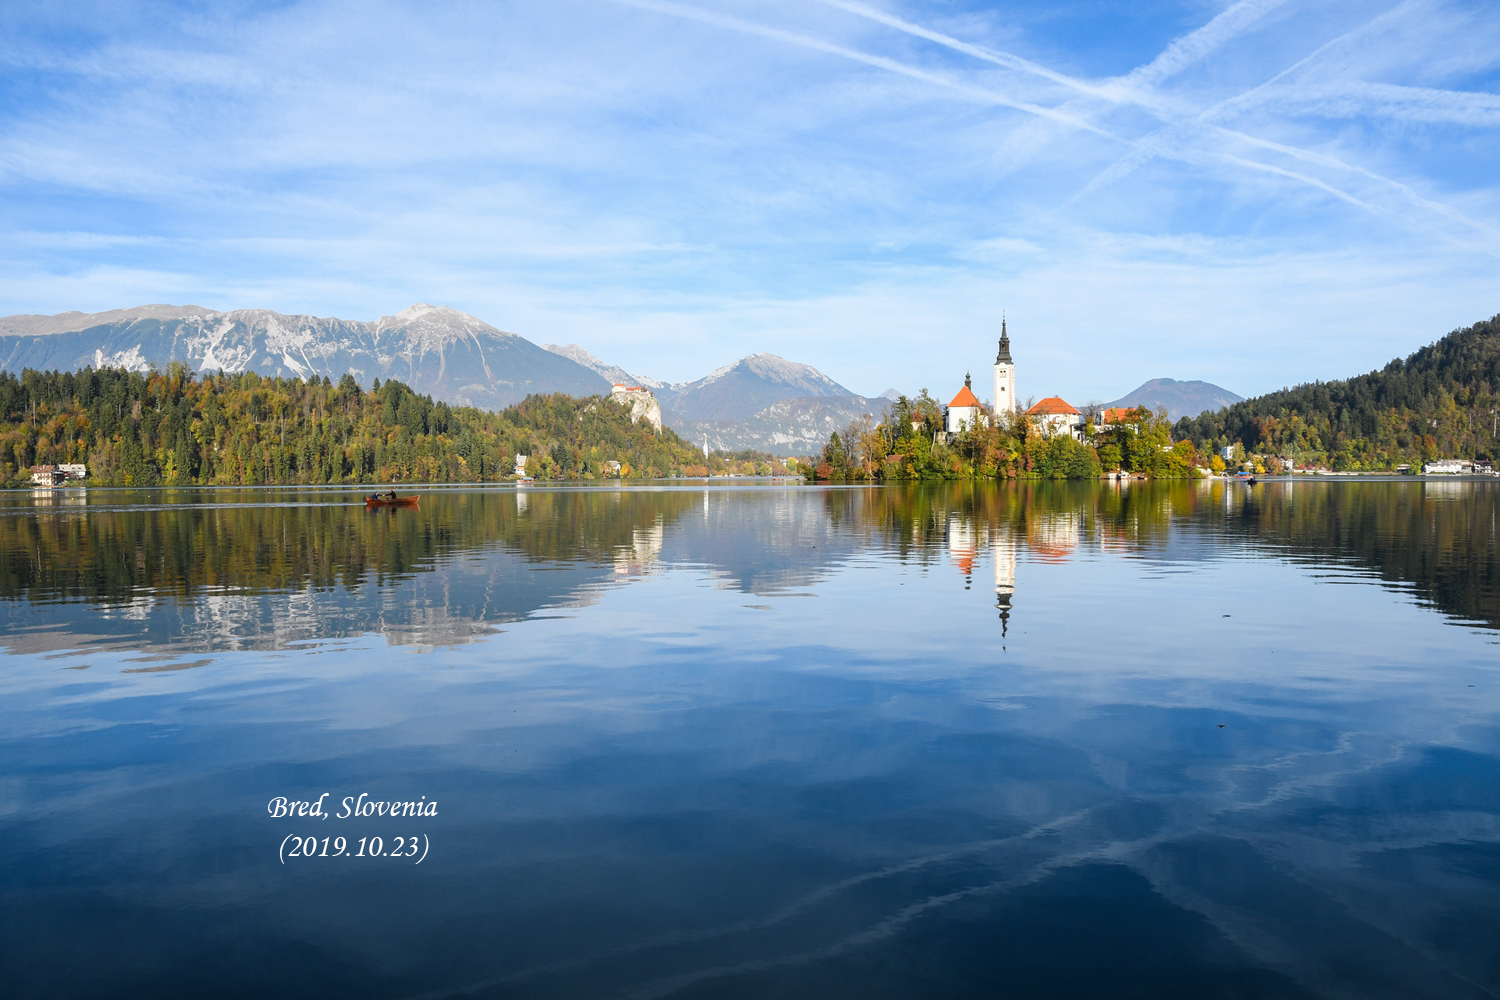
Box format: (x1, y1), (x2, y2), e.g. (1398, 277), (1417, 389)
(387, 490), (397, 500)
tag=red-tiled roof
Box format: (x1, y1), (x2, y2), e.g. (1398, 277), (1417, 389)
(1026, 396), (1079, 416)
(948, 385), (981, 408)
(1100, 407), (1134, 423)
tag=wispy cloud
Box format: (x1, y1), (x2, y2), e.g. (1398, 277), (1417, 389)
(0, 0), (1494, 400)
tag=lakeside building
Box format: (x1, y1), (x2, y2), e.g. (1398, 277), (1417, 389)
(1026, 397), (1084, 441)
(1099, 408), (1138, 431)
(29, 463), (86, 486)
(1423, 459), (1474, 474)
(945, 375), (988, 434)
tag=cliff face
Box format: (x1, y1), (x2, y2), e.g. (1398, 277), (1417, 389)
(610, 385), (663, 432)
(0, 303), (611, 410)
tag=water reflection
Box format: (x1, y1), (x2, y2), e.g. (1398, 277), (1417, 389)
(0, 481), (1496, 657)
(0, 481), (1496, 999)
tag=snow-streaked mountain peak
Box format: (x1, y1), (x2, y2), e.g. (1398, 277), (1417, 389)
(0, 302), (605, 411)
(697, 352), (843, 392)
(541, 343), (665, 389)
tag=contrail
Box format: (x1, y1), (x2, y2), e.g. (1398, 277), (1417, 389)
(810, 0), (1116, 103)
(603, 0), (1126, 142)
(606, 0), (1499, 254)
(1114, 0), (1297, 93)
(1062, 0), (1499, 249)
(813, 0), (1488, 244)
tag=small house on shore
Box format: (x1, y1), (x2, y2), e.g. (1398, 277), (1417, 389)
(30, 464), (85, 486)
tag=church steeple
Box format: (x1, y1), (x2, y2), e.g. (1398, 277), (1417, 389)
(995, 316), (1013, 365)
(993, 315), (1016, 415)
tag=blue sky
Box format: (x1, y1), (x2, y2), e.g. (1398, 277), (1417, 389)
(1, 0), (1497, 403)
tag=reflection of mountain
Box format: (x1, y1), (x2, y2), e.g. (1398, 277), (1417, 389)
(0, 490), (701, 654)
(659, 489), (862, 594)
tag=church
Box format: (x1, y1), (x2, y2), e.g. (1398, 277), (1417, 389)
(944, 318), (1016, 434)
(942, 318), (1083, 443)
(945, 375), (986, 433)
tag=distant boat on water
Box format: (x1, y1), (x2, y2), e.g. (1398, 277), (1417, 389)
(365, 494), (419, 508)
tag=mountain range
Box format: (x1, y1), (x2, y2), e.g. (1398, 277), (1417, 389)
(0, 303), (609, 411)
(0, 303), (887, 455)
(540, 343), (886, 453)
(0, 302), (1240, 454)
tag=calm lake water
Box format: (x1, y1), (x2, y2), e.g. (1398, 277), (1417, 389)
(2, 481), (1497, 1000)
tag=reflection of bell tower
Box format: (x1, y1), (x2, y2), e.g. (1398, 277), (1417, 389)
(948, 513), (980, 591)
(993, 316), (1016, 415)
(993, 528), (1016, 636)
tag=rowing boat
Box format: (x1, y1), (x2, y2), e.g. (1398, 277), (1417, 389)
(365, 495), (419, 508)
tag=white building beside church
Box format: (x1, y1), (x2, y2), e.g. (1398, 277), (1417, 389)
(945, 375), (988, 433)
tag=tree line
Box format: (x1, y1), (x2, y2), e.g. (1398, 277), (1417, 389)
(0, 365), (778, 486)
(1174, 313), (1500, 469)
(807, 391), (1199, 481)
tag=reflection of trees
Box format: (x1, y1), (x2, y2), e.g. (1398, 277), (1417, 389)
(829, 481), (1499, 630)
(1225, 482), (1500, 628)
(835, 482), (1179, 561)
(0, 488), (699, 606)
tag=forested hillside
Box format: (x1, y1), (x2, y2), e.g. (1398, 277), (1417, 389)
(0, 365), (729, 486)
(1175, 314), (1500, 469)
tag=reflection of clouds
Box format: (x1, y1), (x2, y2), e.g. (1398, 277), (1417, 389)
(406, 709), (1498, 1000)
(3, 480), (1496, 998)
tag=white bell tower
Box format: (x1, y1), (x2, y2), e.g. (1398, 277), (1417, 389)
(992, 317), (1015, 415)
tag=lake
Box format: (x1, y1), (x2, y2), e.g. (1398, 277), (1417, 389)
(2, 480), (1497, 1000)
